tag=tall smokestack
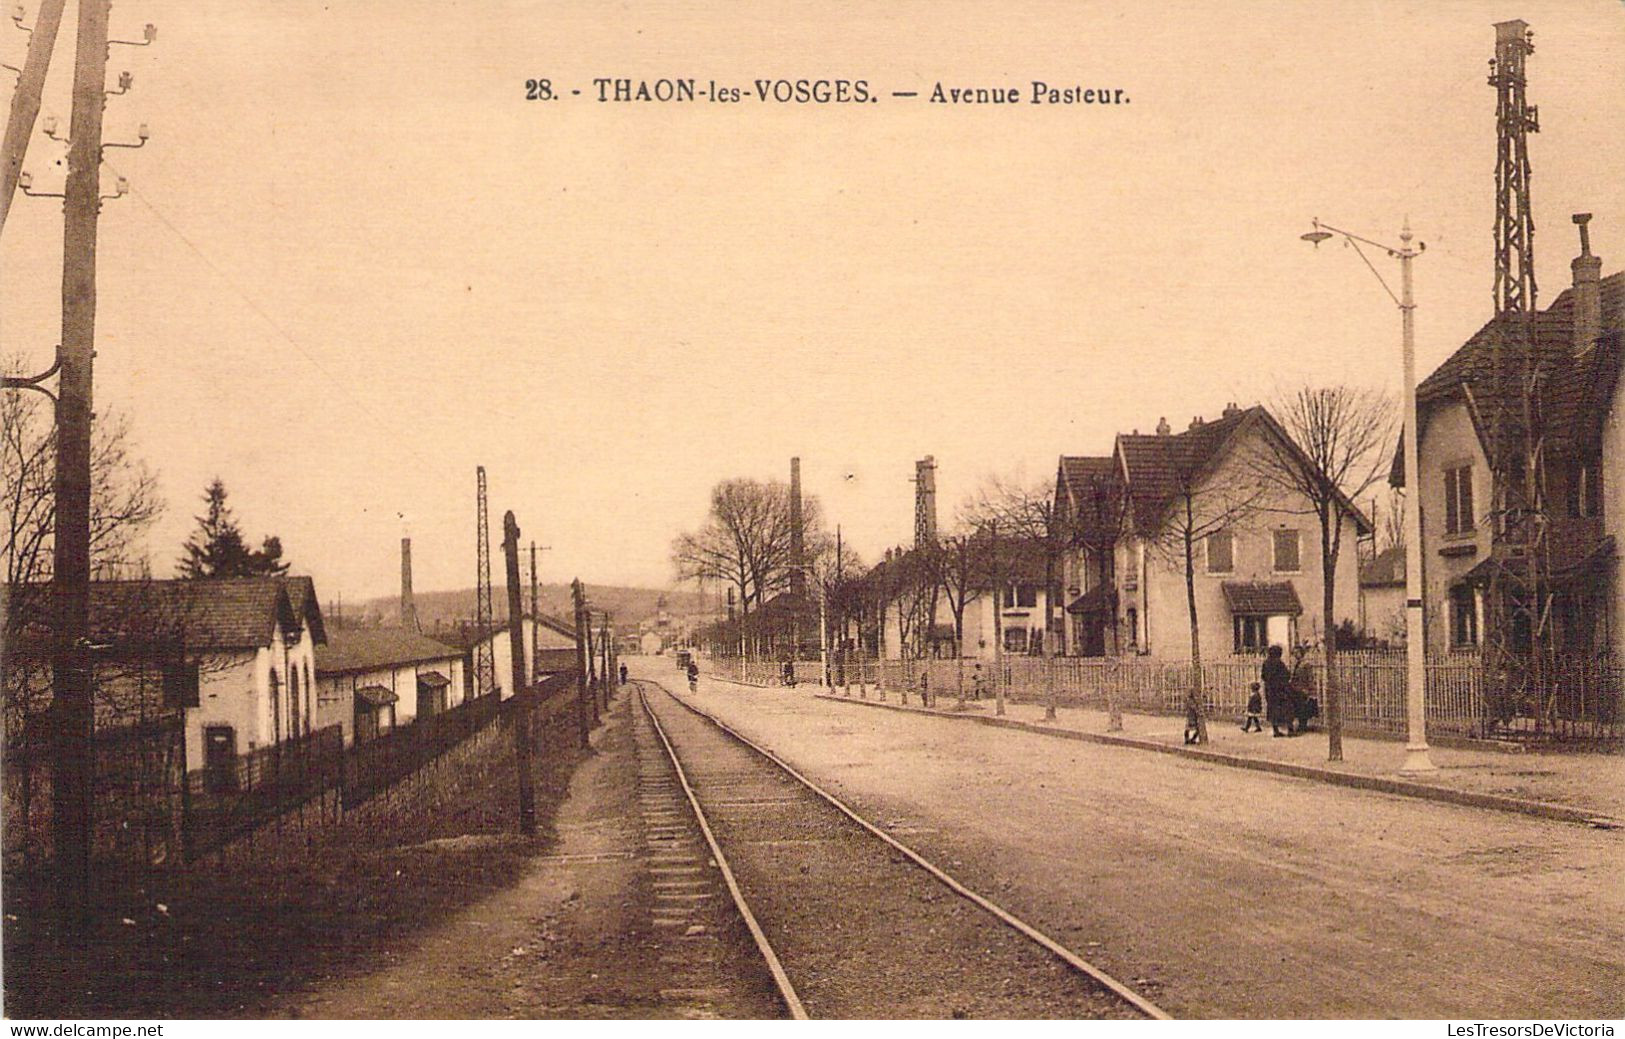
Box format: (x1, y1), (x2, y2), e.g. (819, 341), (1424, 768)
(400, 536), (418, 631)
(789, 456), (807, 599)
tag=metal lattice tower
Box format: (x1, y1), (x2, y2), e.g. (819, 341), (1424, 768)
(1484, 19), (1555, 728)
(1490, 20), (1539, 319)
(913, 456), (938, 548)
(474, 466), (496, 697)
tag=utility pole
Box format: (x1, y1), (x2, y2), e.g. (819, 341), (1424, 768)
(528, 541), (539, 682)
(571, 579), (590, 748)
(990, 521), (1004, 717)
(591, 611), (604, 721)
(0, 0), (67, 235)
(51, 0), (112, 936)
(502, 512), (537, 835)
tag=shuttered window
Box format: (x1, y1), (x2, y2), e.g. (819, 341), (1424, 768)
(1444, 465), (1475, 535)
(1272, 529), (1301, 573)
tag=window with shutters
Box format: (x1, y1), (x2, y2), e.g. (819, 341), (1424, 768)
(1206, 530), (1234, 574)
(1272, 529), (1301, 573)
(1444, 464), (1475, 535)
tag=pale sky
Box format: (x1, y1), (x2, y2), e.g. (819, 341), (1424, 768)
(3, 0), (1623, 603)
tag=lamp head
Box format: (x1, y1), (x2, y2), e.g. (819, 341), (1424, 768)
(1301, 230), (1332, 247)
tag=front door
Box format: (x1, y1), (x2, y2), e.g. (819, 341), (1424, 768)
(203, 725), (237, 794)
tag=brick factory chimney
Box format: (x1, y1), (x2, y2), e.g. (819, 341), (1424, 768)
(1572, 213), (1602, 356)
(400, 536), (418, 631)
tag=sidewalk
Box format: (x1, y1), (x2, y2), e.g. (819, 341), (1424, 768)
(785, 682), (1624, 825)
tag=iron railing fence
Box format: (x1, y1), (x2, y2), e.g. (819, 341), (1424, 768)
(702, 649), (1621, 742)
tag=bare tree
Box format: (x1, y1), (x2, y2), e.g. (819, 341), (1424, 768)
(3, 380), (164, 639)
(1146, 449), (1268, 744)
(961, 476), (1064, 718)
(671, 477), (828, 660)
(1249, 386), (1393, 761)
(934, 532), (981, 704)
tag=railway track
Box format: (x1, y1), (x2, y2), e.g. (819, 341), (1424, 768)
(633, 679), (1171, 1020)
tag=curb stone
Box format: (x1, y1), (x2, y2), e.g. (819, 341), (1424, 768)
(803, 691), (1621, 830)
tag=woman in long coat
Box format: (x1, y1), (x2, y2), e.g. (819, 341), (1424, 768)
(1261, 645), (1293, 737)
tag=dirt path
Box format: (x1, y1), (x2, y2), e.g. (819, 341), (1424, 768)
(278, 688), (778, 1019)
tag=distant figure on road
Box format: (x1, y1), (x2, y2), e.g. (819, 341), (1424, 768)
(1242, 682), (1264, 733)
(686, 658), (699, 693)
(619, 662), (628, 686)
(919, 670), (931, 708)
(782, 660), (797, 687)
(971, 662), (985, 701)
(1262, 645), (1293, 738)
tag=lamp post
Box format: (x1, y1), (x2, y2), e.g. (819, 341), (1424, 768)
(1302, 218), (1436, 772)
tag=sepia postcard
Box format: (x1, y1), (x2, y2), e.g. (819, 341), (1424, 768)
(1, 0), (1622, 1028)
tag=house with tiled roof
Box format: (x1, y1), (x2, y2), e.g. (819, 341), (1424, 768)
(313, 627), (468, 742)
(1054, 404), (1369, 661)
(1358, 545), (1407, 647)
(870, 535), (1054, 661)
(1393, 216), (1622, 663)
(4, 575), (328, 781)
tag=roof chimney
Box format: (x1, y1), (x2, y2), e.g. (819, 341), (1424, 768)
(1222, 401), (1242, 418)
(1572, 213), (1602, 356)
(1189, 415), (1204, 431)
(1156, 417), (1171, 436)
(400, 536), (418, 631)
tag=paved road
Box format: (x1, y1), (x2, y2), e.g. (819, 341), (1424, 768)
(634, 661), (1623, 1019)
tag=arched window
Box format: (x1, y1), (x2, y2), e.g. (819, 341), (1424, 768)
(289, 665), (302, 740)
(268, 668), (282, 744)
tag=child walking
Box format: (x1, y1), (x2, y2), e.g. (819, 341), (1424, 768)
(1241, 682), (1264, 733)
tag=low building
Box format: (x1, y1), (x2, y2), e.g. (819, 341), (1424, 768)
(4, 576), (328, 772)
(1358, 546), (1406, 647)
(453, 614), (578, 698)
(313, 627), (468, 743)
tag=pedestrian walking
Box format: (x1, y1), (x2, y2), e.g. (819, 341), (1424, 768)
(619, 662), (628, 686)
(971, 662), (985, 702)
(1262, 645), (1293, 737)
(1241, 682), (1264, 733)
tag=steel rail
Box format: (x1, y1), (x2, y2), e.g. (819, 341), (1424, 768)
(647, 679), (1175, 1020)
(635, 684), (809, 1020)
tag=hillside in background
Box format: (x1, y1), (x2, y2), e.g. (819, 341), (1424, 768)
(336, 583), (714, 634)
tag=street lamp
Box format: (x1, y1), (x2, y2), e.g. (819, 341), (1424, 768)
(1302, 218), (1437, 772)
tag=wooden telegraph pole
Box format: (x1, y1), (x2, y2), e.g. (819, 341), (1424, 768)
(502, 512), (537, 835)
(51, 0), (112, 933)
(0, 0), (67, 234)
(571, 579), (590, 748)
